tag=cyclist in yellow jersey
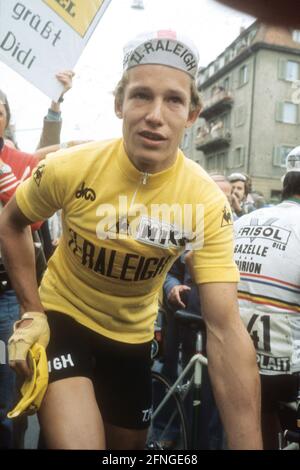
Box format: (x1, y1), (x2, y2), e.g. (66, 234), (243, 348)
(0, 30), (262, 450)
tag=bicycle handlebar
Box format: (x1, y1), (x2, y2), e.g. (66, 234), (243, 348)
(175, 310), (206, 332)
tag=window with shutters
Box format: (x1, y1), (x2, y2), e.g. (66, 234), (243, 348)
(214, 61), (220, 73)
(232, 146), (245, 168)
(209, 64), (214, 77)
(273, 145), (294, 168)
(278, 59), (300, 81)
(276, 102), (299, 124)
(219, 56), (225, 69)
(206, 152), (227, 172)
(238, 64), (249, 87)
(224, 50), (231, 64)
(287, 61), (299, 81)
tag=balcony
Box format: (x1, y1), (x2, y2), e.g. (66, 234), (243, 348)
(200, 90), (233, 120)
(195, 127), (231, 152)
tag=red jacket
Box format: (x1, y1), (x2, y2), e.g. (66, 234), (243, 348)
(0, 144), (39, 203)
(0, 142), (41, 230)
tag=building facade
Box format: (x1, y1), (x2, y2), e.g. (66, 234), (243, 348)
(184, 22), (300, 201)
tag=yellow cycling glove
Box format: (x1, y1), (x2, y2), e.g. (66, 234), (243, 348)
(8, 312), (50, 363)
(7, 343), (49, 418)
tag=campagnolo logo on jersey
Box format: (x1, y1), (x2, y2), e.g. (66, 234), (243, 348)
(95, 196), (205, 250)
(236, 224), (291, 245)
(48, 354), (75, 373)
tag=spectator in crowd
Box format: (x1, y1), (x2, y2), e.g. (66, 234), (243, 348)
(0, 70), (73, 448)
(251, 190), (266, 210)
(233, 146), (300, 448)
(209, 174), (232, 204)
(228, 172), (255, 217)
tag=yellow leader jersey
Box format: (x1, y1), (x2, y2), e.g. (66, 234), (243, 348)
(16, 138), (239, 343)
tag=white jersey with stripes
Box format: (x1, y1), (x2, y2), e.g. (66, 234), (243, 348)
(234, 199), (300, 375)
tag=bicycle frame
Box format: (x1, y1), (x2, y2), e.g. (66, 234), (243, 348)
(151, 330), (208, 449)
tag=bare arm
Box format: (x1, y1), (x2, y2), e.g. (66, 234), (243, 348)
(0, 196), (47, 376)
(199, 282), (262, 449)
(0, 196), (44, 313)
(37, 70), (74, 149)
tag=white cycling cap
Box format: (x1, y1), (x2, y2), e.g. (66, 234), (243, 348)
(123, 30), (199, 79)
(228, 172), (247, 182)
(285, 146), (300, 173)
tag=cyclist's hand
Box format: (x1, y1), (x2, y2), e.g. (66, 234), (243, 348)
(167, 285), (191, 309)
(8, 312), (50, 378)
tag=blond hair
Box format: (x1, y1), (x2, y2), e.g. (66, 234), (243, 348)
(114, 71), (202, 114)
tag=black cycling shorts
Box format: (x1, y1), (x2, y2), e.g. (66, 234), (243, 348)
(45, 311), (153, 430)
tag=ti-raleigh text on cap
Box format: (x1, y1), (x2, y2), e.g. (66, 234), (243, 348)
(123, 30), (199, 79)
